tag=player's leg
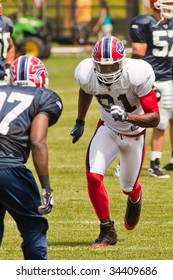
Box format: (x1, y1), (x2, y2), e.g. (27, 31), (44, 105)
(86, 123), (119, 247)
(148, 80), (172, 178)
(162, 118), (173, 171)
(0, 204), (6, 245)
(0, 166), (48, 259)
(148, 127), (169, 177)
(119, 133), (145, 230)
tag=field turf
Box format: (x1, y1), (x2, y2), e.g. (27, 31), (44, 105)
(1, 54), (173, 260)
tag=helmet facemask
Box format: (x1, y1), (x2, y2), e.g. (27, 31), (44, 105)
(93, 59), (124, 84)
(154, 0), (173, 19)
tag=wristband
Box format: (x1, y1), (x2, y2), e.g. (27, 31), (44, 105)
(76, 118), (85, 125)
(39, 175), (51, 190)
(5, 64), (11, 69)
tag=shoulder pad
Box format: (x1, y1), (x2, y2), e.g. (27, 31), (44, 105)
(75, 58), (94, 85)
(131, 14), (155, 26)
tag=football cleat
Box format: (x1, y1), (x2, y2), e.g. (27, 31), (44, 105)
(161, 163), (173, 171)
(113, 164), (120, 178)
(92, 221), (118, 247)
(148, 158), (170, 178)
(148, 168), (170, 178)
(124, 194), (142, 230)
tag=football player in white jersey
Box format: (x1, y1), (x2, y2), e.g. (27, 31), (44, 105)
(70, 36), (160, 247)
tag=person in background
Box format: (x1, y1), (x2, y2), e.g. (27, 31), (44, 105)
(130, 0), (173, 178)
(93, 0), (113, 39)
(0, 0), (15, 84)
(0, 0), (16, 243)
(0, 55), (63, 259)
(74, 0), (92, 45)
(70, 36), (159, 247)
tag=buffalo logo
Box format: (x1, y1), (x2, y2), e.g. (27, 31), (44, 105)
(116, 41), (125, 56)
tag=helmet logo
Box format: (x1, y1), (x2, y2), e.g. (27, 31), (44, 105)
(116, 41), (125, 56)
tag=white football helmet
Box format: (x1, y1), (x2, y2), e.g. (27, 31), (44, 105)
(153, 0), (173, 19)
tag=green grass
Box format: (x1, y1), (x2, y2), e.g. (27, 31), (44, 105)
(1, 55), (173, 260)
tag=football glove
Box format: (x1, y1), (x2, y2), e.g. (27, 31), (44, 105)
(111, 105), (128, 121)
(70, 119), (85, 143)
(38, 188), (54, 215)
(4, 64), (10, 84)
(152, 85), (161, 102)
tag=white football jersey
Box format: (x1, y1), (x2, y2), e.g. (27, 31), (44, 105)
(75, 57), (155, 135)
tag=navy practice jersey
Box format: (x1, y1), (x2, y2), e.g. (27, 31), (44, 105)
(0, 85), (63, 168)
(130, 15), (173, 81)
(0, 16), (14, 79)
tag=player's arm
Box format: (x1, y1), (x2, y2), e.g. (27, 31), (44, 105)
(127, 90), (159, 127)
(93, 8), (107, 33)
(70, 87), (93, 143)
(130, 16), (148, 59)
(77, 87), (93, 120)
(5, 37), (15, 80)
(5, 37), (15, 65)
(131, 42), (147, 59)
(111, 90), (160, 128)
(30, 113), (54, 215)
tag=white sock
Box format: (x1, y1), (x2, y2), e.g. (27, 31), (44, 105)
(150, 151), (162, 161)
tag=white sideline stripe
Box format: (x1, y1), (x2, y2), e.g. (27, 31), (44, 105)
(6, 220), (173, 225)
(48, 246), (173, 251)
(51, 47), (132, 55)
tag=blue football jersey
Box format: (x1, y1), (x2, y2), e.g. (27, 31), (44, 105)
(0, 85), (63, 166)
(0, 16), (14, 78)
(130, 15), (173, 81)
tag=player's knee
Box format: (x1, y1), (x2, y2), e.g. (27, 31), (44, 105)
(87, 172), (103, 188)
(121, 185), (134, 194)
(122, 182), (142, 196)
(157, 116), (169, 130)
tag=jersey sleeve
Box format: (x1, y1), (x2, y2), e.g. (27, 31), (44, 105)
(139, 89), (159, 113)
(130, 15), (150, 43)
(127, 59), (155, 98)
(3, 16), (14, 34)
(36, 88), (63, 126)
(74, 58), (95, 94)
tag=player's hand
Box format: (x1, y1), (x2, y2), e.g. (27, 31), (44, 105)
(4, 68), (10, 84)
(38, 188), (54, 215)
(111, 105), (128, 121)
(152, 85), (161, 102)
(70, 119), (85, 143)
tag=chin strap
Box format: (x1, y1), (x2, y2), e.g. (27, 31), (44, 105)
(153, 15), (165, 26)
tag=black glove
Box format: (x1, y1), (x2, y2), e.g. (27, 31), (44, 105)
(38, 188), (54, 215)
(111, 105), (128, 121)
(70, 119), (85, 143)
(152, 85), (161, 102)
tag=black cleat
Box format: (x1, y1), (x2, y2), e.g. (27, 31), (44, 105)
(161, 163), (173, 171)
(148, 168), (170, 178)
(92, 221), (118, 247)
(148, 158), (170, 178)
(124, 194), (142, 230)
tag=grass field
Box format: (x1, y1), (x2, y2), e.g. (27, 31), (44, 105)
(0, 54), (173, 260)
